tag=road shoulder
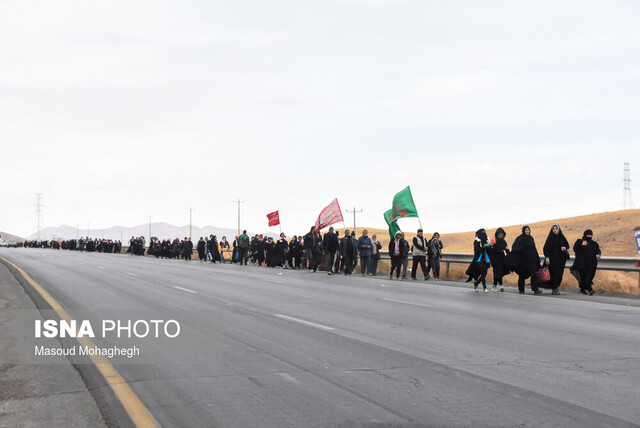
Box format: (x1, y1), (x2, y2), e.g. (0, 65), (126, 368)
(0, 261), (107, 428)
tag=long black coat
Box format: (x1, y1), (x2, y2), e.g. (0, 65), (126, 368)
(511, 233), (540, 277)
(490, 237), (509, 273)
(571, 239), (600, 272)
(543, 232), (570, 265)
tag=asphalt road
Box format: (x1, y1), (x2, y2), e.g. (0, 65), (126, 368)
(2, 247), (639, 427)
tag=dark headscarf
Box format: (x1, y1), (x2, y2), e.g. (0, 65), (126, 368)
(475, 228), (488, 245)
(583, 229), (593, 241)
(495, 227), (506, 238)
(546, 224), (567, 243)
(513, 225), (535, 252)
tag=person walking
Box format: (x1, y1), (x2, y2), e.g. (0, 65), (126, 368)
(388, 231), (409, 280)
(339, 229), (358, 275)
(303, 226), (319, 272)
(357, 229), (372, 276)
(543, 224), (570, 295)
(183, 238), (193, 261)
(571, 229), (601, 295)
(428, 232), (442, 281)
(323, 227), (339, 275)
(370, 234), (382, 276)
(512, 226), (543, 295)
(273, 233), (288, 268)
(238, 230), (250, 265)
(196, 237), (206, 261)
(490, 228), (508, 292)
(400, 232), (411, 279)
(466, 229), (491, 292)
(411, 229), (430, 280)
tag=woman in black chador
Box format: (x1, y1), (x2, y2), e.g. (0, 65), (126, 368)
(490, 227), (509, 292)
(466, 229), (491, 292)
(511, 225), (543, 295)
(543, 224), (570, 295)
(208, 235), (221, 263)
(571, 229), (601, 295)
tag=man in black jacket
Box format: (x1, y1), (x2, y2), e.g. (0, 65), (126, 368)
(303, 226), (319, 271)
(338, 230), (358, 275)
(183, 238), (193, 261)
(323, 227), (339, 275)
(389, 231), (409, 280)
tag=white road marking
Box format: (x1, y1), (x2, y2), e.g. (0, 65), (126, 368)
(124, 272), (138, 277)
(273, 314), (336, 331)
(266, 279), (285, 284)
(173, 286), (196, 294)
(96, 265), (106, 269)
(277, 372), (301, 384)
(379, 298), (432, 308)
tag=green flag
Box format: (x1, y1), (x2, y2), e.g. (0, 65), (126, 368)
(384, 186), (419, 239)
(383, 209), (401, 239)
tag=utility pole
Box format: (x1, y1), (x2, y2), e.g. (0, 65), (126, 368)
(33, 193), (44, 241)
(87, 223), (90, 238)
(187, 208), (193, 239)
(233, 200), (245, 235)
(345, 207), (363, 236)
(120, 230), (123, 243)
(76, 224), (79, 240)
(148, 215), (153, 243)
(622, 162), (634, 209)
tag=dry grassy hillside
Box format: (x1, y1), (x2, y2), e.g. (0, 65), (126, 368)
(335, 209), (640, 294)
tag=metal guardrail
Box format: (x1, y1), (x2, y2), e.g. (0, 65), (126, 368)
(379, 252), (640, 286)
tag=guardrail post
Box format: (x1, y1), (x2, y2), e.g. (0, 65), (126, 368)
(445, 262), (450, 279)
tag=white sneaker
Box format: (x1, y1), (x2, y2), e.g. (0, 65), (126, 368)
(484, 288), (489, 293)
(492, 286), (498, 292)
(474, 286), (479, 292)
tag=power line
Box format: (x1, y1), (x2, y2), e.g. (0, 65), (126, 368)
(622, 162), (634, 209)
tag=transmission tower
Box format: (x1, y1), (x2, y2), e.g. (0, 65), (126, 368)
(33, 193), (44, 241)
(622, 163), (634, 209)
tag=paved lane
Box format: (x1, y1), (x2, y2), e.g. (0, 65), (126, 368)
(2, 248), (639, 427)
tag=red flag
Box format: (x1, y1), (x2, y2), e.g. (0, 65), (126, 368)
(267, 210), (280, 227)
(315, 198), (344, 231)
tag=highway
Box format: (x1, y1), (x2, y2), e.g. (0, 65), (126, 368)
(1, 247), (639, 427)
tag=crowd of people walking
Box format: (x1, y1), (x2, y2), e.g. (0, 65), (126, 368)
(21, 224), (602, 295)
(465, 225), (600, 295)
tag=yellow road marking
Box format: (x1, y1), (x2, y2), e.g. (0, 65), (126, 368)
(0, 256), (159, 428)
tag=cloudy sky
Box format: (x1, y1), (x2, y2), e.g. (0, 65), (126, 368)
(1, 0), (639, 238)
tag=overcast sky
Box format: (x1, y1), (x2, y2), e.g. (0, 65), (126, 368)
(1, 0), (639, 238)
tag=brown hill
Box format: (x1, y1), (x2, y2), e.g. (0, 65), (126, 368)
(334, 209), (640, 294)
(0, 231), (26, 242)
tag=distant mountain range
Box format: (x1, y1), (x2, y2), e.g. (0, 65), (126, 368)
(26, 223), (279, 242)
(0, 231), (26, 242)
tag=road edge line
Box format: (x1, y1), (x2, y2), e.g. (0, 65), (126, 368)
(0, 255), (159, 428)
